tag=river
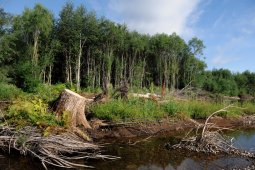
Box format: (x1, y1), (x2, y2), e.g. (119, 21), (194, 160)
(1, 128), (255, 170)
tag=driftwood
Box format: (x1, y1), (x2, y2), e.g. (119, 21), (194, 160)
(55, 89), (91, 129)
(0, 126), (119, 169)
(167, 105), (255, 158)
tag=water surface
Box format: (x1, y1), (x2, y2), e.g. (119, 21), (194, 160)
(1, 129), (255, 170)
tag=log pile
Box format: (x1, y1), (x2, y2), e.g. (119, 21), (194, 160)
(0, 89), (120, 169)
(0, 126), (118, 169)
(167, 105), (255, 158)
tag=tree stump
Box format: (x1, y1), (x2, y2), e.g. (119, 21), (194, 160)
(55, 89), (91, 129)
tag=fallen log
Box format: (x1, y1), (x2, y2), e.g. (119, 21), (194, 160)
(55, 89), (91, 129)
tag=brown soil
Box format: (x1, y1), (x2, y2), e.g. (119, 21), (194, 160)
(88, 116), (255, 141)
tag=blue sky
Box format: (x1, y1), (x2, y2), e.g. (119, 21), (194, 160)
(1, 0), (255, 72)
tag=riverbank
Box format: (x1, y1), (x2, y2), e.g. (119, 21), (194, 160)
(89, 115), (255, 141)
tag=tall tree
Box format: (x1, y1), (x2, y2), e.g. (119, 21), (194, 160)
(13, 4), (53, 79)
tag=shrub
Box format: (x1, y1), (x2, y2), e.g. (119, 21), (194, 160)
(33, 83), (66, 102)
(0, 83), (22, 100)
(186, 101), (222, 119)
(7, 97), (60, 127)
(161, 101), (179, 116)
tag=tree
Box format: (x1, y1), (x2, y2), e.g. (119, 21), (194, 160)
(11, 4), (53, 89)
(57, 3), (75, 85)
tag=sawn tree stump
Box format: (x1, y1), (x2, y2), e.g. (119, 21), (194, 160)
(55, 89), (91, 129)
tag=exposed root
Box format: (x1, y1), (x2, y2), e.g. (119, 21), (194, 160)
(167, 105), (255, 158)
(0, 126), (119, 169)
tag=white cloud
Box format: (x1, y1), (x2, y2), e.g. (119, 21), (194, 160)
(106, 0), (201, 36)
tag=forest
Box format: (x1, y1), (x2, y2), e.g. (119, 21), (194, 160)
(1, 3), (255, 169)
(0, 3), (255, 97)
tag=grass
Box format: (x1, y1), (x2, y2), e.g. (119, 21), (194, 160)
(0, 83), (23, 100)
(91, 98), (255, 122)
(2, 82), (255, 126)
(90, 98), (165, 122)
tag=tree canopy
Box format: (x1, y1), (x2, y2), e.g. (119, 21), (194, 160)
(1, 3), (255, 97)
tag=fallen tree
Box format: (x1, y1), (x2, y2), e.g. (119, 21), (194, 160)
(167, 105), (255, 158)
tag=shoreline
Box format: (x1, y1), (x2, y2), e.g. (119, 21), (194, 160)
(89, 115), (255, 141)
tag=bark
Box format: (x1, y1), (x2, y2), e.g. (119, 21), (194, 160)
(76, 34), (84, 92)
(32, 30), (39, 66)
(47, 65), (52, 85)
(55, 89), (91, 129)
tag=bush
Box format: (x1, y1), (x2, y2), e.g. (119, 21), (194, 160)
(33, 83), (66, 102)
(0, 83), (22, 100)
(185, 101), (222, 119)
(7, 97), (60, 127)
(162, 101), (179, 116)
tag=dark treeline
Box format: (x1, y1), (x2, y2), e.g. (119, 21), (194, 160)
(0, 3), (255, 97)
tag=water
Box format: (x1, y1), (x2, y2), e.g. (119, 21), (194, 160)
(1, 129), (255, 170)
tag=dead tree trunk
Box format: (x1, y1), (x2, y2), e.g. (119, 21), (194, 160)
(55, 89), (91, 129)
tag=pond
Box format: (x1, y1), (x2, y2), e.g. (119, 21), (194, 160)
(1, 128), (255, 170)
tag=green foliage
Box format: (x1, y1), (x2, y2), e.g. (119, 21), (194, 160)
(186, 101), (222, 119)
(33, 83), (66, 102)
(7, 97), (59, 128)
(241, 102), (255, 115)
(91, 97), (255, 122)
(2, 3), (255, 109)
(62, 111), (72, 128)
(0, 83), (22, 100)
(14, 61), (41, 92)
(161, 101), (179, 116)
(90, 98), (165, 122)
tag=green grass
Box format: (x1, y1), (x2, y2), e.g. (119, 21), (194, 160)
(2, 82), (255, 126)
(0, 83), (23, 100)
(91, 98), (255, 122)
(90, 98), (165, 122)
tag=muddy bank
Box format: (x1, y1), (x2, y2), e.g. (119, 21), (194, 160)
(88, 116), (255, 140)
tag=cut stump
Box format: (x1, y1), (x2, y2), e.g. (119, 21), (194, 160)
(55, 89), (91, 129)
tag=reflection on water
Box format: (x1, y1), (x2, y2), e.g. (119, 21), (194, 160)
(92, 129), (255, 170)
(0, 155), (45, 170)
(138, 157), (252, 170)
(1, 129), (255, 170)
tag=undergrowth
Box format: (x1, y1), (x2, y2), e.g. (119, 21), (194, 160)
(90, 98), (165, 122)
(5, 96), (61, 128)
(0, 83), (23, 100)
(2, 82), (255, 126)
(91, 98), (255, 122)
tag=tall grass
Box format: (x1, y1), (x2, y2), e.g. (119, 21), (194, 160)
(90, 98), (165, 122)
(0, 83), (22, 100)
(91, 98), (255, 122)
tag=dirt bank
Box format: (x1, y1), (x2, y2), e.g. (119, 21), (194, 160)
(88, 116), (255, 141)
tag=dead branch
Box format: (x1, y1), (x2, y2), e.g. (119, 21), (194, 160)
(167, 105), (255, 158)
(0, 125), (119, 169)
(201, 105), (233, 138)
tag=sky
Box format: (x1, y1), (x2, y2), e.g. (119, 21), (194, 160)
(1, 0), (255, 72)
